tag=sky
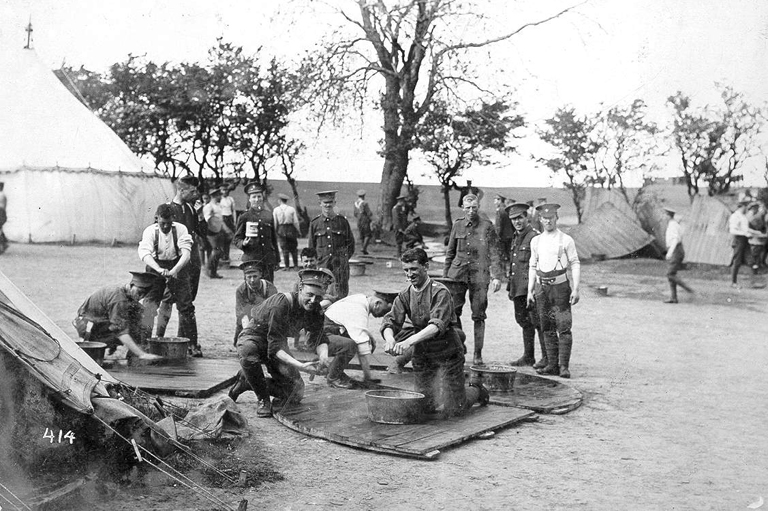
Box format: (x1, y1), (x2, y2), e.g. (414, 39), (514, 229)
(3, 0), (768, 188)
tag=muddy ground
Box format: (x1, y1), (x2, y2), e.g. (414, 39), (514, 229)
(2, 242), (767, 510)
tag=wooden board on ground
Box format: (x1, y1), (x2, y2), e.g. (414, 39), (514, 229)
(108, 358), (240, 398)
(273, 382), (535, 460)
(375, 369), (583, 415)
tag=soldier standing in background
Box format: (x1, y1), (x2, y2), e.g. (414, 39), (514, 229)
(219, 183), (236, 263)
(494, 193), (515, 273)
(234, 182), (280, 282)
(273, 193), (301, 270)
(353, 189), (374, 255)
(391, 194), (410, 257)
(308, 190), (355, 298)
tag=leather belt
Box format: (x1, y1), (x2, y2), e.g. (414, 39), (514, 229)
(537, 274), (568, 286)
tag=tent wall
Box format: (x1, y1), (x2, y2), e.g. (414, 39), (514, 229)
(1, 167), (174, 244)
(684, 195), (732, 266)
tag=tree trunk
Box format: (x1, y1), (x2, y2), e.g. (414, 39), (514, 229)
(442, 184), (453, 231)
(286, 174), (311, 237)
(378, 75), (411, 230)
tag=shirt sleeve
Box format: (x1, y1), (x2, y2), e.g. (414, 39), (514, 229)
(564, 235), (580, 268)
(426, 286), (453, 335)
(380, 293), (407, 336)
(265, 295), (292, 357)
(444, 224), (458, 275)
(137, 225), (156, 262)
(235, 285), (250, 326)
(326, 298), (371, 343)
(175, 223), (193, 254)
(305, 310), (329, 350)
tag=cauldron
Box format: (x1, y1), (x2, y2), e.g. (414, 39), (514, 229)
(365, 389), (426, 424)
(148, 337), (189, 360)
(77, 341), (108, 366)
(470, 364), (517, 392)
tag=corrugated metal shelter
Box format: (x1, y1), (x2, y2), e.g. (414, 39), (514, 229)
(564, 202), (654, 260)
(580, 187), (635, 222)
(683, 195), (732, 266)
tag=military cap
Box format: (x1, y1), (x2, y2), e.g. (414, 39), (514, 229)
(536, 203), (561, 218)
(357, 189), (367, 197)
(316, 190), (339, 201)
(412, 215), (422, 222)
(495, 193), (506, 201)
(506, 202), (529, 219)
(178, 175), (199, 188)
(209, 188), (222, 197)
(663, 206), (677, 215)
(462, 193), (479, 204)
(239, 254), (264, 274)
(244, 182), (264, 195)
(396, 194), (409, 200)
(536, 197), (548, 204)
(298, 268), (335, 289)
(526, 200), (534, 207)
(373, 289), (399, 304)
(277, 193), (290, 200)
(129, 271), (166, 290)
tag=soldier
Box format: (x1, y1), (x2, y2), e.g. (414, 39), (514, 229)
(353, 189), (374, 255)
(494, 193), (515, 272)
(663, 207), (693, 303)
(308, 190), (355, 298)
(391, 194), (410, 257)
(505, 203), (545, 367)
(443, 194), (502, 365)
(234, 182), (280, 282)
(527, 203), (581, 379)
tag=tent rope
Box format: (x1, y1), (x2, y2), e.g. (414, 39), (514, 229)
(0, 481), (32, 510)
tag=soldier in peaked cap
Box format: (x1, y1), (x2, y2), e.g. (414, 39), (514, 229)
(663, 206), (693, 303)
(527, 203), (581, 379)
(234, 181), (280, 282)
(233, 267), (351, 416)
(504, 202), (545, 368)
(74, 272), (165, 363)
(308, 190), (355, 298)
(354, 189), (374, 255)
(444, 193), (503, 366)
(323, 287), (399, 385)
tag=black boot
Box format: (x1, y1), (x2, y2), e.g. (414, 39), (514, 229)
(533, 330), (548, 369)
(559, 336), (573, 379)
(473, 320), (485, 365)
(510, 326), (536, 366)
(536, 333), (560, 376)
(664, 279), (678, 303)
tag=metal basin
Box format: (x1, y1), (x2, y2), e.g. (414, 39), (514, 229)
(365, 389), (426, 424)
(148, 337), (189, 360)
(77, 341), (108, 366)
(470, 364), (517, 392)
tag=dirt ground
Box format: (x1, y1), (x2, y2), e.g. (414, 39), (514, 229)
(2, 241), (767, 510)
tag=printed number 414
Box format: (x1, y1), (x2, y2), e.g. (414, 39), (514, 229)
(43, 428), (75, 444)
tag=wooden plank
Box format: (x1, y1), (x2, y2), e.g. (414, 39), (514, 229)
(109, 358), (241, 398)
(292, 349), (406, 371)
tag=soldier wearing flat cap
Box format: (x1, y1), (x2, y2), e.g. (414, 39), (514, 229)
(74, 272), (165, 362)
(162, 175), (205, 356)
(232, 268), (353, 417)
(234, 182), (280, 282)
(505, 202), (545, 368)
(527, 203), (581, 378)
(353, 189), (374, 255)
(444, 193), (503, 365)
(662, 206), (693, 303)
(391, 194), (410, 257)
(494, 193), (515, 271)
(273, 192), (301, 270)
(323, 288), (399, 384)
(308, 190), (355, 298)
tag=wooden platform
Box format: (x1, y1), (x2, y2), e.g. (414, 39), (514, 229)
(293, 349), (407, 372)
(108, 358), (240, 398)
(274, 383), (536, 460)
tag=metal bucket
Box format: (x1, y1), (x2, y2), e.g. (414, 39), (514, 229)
(148, 337), (190, 360)
(596, 286), (608, 296)
(349, 262), (367, 276)
(365, 390), (426, 424)
(470, 364), (517, 392)
(78, 341), (108, 366)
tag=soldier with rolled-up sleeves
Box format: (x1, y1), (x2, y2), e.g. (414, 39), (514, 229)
(234, 182), (280, 282)
(308, 190), (355, 298)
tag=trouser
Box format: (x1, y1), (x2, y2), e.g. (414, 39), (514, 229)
(206, 231), (226, 276)
(145, 261), (197, 347)
(731, 236), (750, 283)
(395, 230), (404, 256)
(278, 235), (299, 268)
(512, 294), (542, 359)
(412, 328), (468, 416)
(749, 243), (763, 271)
(188, 242), (202, 300)
(452, 272), (489, 352)
(324, 334), (358, 380)
(534, 280), (573, 369)
(359, 225), (372, 253)
(222, 216), (235, 260)
(666, 244), (690, 299)
(236, 330), (304, 404)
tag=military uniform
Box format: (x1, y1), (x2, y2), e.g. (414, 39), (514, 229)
(506, 220), (543, 366)
(354, 190), (373, 254)
(308, 212), (355, 298)
(234, 207), (279, 282)
(391, 199), (409, 256)
(495, 206), (515, 267)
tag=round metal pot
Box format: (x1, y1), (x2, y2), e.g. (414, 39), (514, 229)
(470, 364), (517, 392)
(148, 337), (190, 360)
(365, 389), (426, 424)
(77, 341), (108, 366)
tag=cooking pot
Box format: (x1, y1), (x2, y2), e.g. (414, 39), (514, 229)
(365, 389), (426, 424)
(470, 364), (517, 392)
(77, 341), (108, 366)
(148, 337), (190, 360)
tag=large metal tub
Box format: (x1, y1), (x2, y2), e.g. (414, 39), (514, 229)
(470, 364), (517, 392)
(365, 390), (426, 424)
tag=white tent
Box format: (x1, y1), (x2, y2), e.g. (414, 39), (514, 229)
(0, 36), (174, 243)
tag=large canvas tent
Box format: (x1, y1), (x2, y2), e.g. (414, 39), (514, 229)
(0, 38), (174, 244)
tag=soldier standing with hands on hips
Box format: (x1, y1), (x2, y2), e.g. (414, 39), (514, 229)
(527, 203), (580, 379)
(308, 190), (355, 298)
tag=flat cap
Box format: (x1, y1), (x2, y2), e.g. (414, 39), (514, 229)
(373, 289), (399, 304)
(277, 193), (290, 200)
(396, 194), (409, 200)
(357, 189), (367, 196)
(536, 203), (561, 218)
(209, 188), (222, 196)
(536, 197), (548, 203)
(244, 182), (264, 195)
(129, 271), (166, 290)
(506, 202), (529, 219)
(316, 190), (338, 201)
(663, 206), (676, 215)
(495, 193), (506, 201)
(298, 268), (335, 289)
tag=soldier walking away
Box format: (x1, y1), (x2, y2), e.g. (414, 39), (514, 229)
(527, 203), (581, 379)
(0, 182), (7, 254)
(505, 203), (545, 367)
(273, 193), (301, 270)
(234, 182), (280, 282)
(308, 190), (355, 298)
(443, 194), (503, 366)
(663, 207), (693, 303)
(354, 189), (374, 255)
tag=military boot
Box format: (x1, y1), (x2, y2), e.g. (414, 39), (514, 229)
(533, 332), (548, 369)
(473, 320), (485, 365)
(535, 334), (560, 376)
(558, 336), (573, 379)
(509, 326), (536, 366)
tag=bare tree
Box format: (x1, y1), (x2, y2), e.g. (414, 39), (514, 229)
(301, 0), (583, 228)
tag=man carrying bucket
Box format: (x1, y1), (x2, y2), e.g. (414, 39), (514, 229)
(234, 182), (280, 282)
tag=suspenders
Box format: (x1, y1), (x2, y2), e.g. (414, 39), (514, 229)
(153, 225), (180, 260)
